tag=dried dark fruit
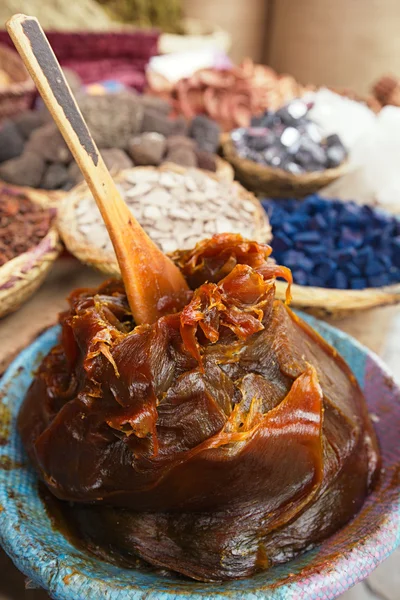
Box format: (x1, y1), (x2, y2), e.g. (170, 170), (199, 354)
(0, 152), (46, 188)
(78, 92), (144, 149)
(189, 114), (220, 153)
(12, 109), (49, 140)
(41, 163), (69, 190)
(0, 120), (24, 163)
(164, 147), (197, 167)
(128, 133), (167, 166)
(194, 148), (217, 171)
(27, 123), (73, 164)
(101, 148), (133, 171)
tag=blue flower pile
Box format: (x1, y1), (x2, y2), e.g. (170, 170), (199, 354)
(261, 195), (400, 289)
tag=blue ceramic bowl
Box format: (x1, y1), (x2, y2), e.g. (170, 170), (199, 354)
(0, 315), (399, 600)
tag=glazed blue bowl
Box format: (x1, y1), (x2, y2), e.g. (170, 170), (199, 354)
(0, 315), (399, 600)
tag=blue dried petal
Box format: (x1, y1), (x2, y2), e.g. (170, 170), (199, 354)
(350, 278), (367, 290)
(368, 273), (391, 287)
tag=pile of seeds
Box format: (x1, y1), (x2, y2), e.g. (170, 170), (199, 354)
(68, 167), (271, 257)
(0, 191), (52, 266)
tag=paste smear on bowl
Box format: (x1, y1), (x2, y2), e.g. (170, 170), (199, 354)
(19, 234), (380, 582)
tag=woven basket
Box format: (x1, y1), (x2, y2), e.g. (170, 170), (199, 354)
(0, 180), (66, 209)
(0, 225), (61, 319)
(58, 164), (271, 276)
(221, 135), (349, 198)
(0, 45), (35, 120)
(275, 280), (400, 318)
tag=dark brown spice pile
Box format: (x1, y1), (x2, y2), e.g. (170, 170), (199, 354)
(0, 192), (52, 266)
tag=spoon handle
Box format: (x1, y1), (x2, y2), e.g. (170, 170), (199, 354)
(6, 14), (188, 325)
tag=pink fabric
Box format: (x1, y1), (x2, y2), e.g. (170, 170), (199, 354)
(0, 29), (159, 91)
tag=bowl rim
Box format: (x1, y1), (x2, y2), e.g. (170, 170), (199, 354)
(0, 317), (399, 599)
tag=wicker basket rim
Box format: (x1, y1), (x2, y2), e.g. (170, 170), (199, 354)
(0, 224), (60, 287)
(221, 134), (349, 184)
(121, 162), (234, 184)
(0, 226), (60, 319)
(275, 279), (400, 312)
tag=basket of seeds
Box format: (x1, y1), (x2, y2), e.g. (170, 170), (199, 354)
(57, 164), (271, 275)
(0, 184), (61, 319)
(221, 99), (349, 198)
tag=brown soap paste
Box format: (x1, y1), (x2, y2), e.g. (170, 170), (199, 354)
(19, 234), (380, 582)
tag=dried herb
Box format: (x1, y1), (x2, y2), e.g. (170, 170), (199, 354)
(0, 192), (52, 266)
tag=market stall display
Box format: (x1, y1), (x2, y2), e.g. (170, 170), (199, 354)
(1, 7), (400, 600)
(58, 165), (270, 272)
(0, 15), (392, 598)
(0, 184), (60, 318)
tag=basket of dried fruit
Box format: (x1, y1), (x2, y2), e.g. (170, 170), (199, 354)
(57, 164), (271, 274)
(221, 99), (349, 198)
(263, 195), (400, 318)
(0, 184), (61, 319)
(0, 45), (35, 119)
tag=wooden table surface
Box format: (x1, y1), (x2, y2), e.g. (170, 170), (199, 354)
(1, 257), (399, 600)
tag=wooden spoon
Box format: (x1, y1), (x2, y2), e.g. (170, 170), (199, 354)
(6, 14), (189, 325)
